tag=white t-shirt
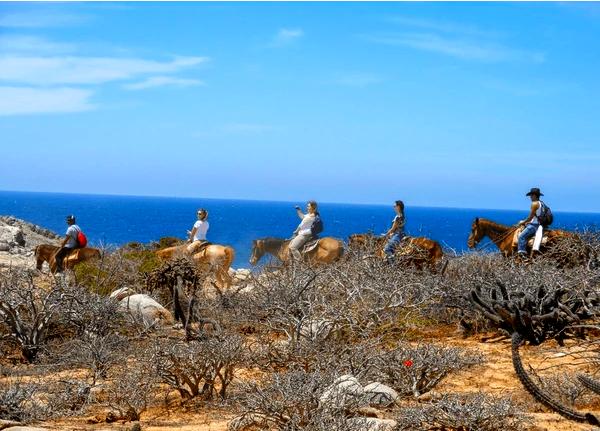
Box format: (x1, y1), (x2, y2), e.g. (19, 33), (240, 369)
(65, 224), (81, 248)
(193, 220), (209, 241)
(297, 214), (315, 236)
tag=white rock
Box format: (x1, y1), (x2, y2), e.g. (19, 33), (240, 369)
(300, 319), (336, 341)
(119, 294), (173, 327)
(345, 418), (397, 431)
(363, 382), (399, 407)
(319, 375), (365, 409)
(110, 286), (136, 301)
(0, 225), (24, 247)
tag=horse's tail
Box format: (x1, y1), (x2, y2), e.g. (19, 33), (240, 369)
(223, 246), (235, 271)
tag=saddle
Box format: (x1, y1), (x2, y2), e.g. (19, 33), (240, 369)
(188, 240), (212, 254)
(301, 238), (320, 254)
(512, 226), (549, 249)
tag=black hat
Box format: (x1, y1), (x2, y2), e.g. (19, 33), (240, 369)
(525, 188), (543, 197)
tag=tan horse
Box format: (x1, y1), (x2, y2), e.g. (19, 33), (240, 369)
(249, 237), (344, 265)
(467, 217), (569, 257)
(156, 243), (235, 288)
(348, 233), (444, 271)
(35, 244), (101, 273)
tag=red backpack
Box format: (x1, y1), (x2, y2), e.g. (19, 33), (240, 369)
(77, 231), (88, 248)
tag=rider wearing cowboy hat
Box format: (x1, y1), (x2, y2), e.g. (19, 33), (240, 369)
(517, 187), (544, 256)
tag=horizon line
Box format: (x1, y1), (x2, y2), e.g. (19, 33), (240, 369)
(1, 188), (599, 215)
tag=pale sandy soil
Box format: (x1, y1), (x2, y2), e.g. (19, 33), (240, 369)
(31, 330), (600, 431)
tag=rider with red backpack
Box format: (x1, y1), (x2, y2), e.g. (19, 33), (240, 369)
(54, 215), (88, 272)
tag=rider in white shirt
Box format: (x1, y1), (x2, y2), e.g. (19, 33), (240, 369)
(187, 209), (209, 253)
(289, 201), (319, 260)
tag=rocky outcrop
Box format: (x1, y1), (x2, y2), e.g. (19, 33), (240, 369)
(0, 216), (60, 254)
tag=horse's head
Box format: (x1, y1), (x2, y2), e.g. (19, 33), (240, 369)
(467, 217), (483, 249)
(249, 239), (265, 265)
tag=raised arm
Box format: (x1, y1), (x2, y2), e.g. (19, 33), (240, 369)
(295, 206), (305, 220)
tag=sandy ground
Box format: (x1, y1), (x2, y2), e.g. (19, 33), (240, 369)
(27, 329), (600, 431)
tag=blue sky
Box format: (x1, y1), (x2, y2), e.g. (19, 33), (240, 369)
(1, 2), (599, 212)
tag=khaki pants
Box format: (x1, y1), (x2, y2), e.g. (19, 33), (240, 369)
(187, 240), (207, 254)
(288, 233), (312, 260)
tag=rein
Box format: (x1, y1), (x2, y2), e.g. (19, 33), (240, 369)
(474, 223), (519, 252)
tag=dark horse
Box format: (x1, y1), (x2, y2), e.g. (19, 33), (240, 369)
(348, 233), (444, 271)
(249, 237), (344, 265)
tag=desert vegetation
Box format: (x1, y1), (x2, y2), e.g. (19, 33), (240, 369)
(0, 233), (599, 430)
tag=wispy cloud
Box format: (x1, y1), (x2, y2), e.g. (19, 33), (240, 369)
(386, 15), (498, 38)
(335, 73), (383, 87)
(124, 76), (205, 90)
(0, 11), (89, 28)
(365, 15), (543, 64)
(0, 56), (209, 86)
(270, 28), (304, 47)
(0, 86), (94, 116)
(0, 35), (77, 54)
(363, 32), (544, 63)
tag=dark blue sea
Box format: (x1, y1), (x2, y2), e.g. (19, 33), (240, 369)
(1, 191), (599, 267)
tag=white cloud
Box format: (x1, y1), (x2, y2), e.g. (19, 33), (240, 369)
(0, 35), (77, 54)
(386, 15), (498, 38)
(271, 28), (304, 47)
(363, 32), (544, 63)
(0, 12), (88, 28)
(0, 55), (209, 86)
(124, 76), (205, 90)
(0, 86), (94, 116)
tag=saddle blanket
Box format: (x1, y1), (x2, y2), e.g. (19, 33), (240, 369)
(302, 239), (320, 254)
(512, 226), (548, 251)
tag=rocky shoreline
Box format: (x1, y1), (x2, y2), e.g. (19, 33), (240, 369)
(0, 216), (60, 268)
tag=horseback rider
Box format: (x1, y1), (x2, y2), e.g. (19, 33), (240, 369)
(187, 209), (209, 253)
(289, 200), (321, 260)
(517, 188), (545, 257)
(54, 215), (82, 272)
(383, 200), (406, 259)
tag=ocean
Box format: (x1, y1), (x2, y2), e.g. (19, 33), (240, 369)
(1, 190), (599, 267)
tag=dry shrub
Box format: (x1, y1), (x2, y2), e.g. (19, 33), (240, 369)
(148, 332), (246, 400)
(0, 378), (46, 422)
(105, 362), (157, 421)
(0, 269), (82, 362)
(396, 392), (529, 431)
(365, 342), (484, 397)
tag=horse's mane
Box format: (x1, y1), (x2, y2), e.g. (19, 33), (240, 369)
(259, 237), (288, 247)
(478, 218), (511, 232)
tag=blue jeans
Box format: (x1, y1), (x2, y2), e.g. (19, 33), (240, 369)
(517, 224), (539, 254)
(384, 233), (404, 256)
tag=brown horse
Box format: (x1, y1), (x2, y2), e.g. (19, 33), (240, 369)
(348, 233), (444, 271)
(156, 243), (235, 288)
(249, 237), (344, 265)
(35, 244), (101, 273)
(467, 217), (569, 257)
